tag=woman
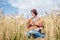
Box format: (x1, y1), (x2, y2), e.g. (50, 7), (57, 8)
(27, 9), (45, 38)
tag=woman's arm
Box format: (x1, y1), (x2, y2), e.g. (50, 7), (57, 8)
(38, 18), (44, 29)
(27, 19), (31, 29)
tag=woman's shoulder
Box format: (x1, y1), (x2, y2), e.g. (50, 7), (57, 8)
(28, 18), (32, 22)
(37, 17), (44, 21)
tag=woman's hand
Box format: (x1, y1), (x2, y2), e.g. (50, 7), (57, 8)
(38, 27), (43, 30)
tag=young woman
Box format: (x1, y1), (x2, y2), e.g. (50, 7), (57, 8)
(27, 9), (45, 38)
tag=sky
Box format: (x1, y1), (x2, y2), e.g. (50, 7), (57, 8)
(0, 0), (60, 18)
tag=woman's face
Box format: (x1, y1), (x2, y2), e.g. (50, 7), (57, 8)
(31, 12), (35, 17)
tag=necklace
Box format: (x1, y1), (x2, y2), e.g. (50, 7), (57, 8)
(32, 16), (39, 22)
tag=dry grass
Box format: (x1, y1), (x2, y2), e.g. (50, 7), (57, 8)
(0, 10), (60, 40)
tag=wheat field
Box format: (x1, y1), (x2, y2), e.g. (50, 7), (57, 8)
(0, 10), (60, 40)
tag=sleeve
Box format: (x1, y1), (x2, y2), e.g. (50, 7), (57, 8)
(39, 18), (44, 28)
(27, 19), (31, 29)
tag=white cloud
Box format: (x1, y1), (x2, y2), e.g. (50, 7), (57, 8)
(7, 0), (60, 17)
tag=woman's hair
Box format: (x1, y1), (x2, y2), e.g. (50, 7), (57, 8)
(31, 9), (38, 16)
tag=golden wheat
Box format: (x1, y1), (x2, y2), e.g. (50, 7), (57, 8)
(0, 10), (60, 40)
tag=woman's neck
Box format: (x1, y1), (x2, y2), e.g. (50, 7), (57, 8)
(32, 16), (38, 22)
(33, 16), (37, 19)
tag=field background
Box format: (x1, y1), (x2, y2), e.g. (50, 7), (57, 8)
(0, 10), (60, 40)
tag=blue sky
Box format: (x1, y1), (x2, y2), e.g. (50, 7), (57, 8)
(0, 0), (60, 18)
